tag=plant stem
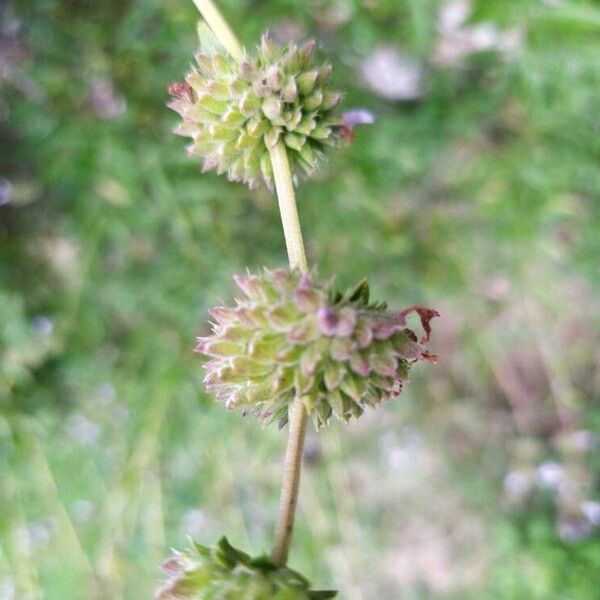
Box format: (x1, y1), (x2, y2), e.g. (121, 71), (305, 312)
(269, 141), (309, 274)
(272, 395), (308, 566)
(269, 140), (309, 566)
(192, 0), (243, 61)
(191, 0), (309, 567)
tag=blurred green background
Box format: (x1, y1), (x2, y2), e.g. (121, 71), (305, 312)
(1, 0), (600, 598)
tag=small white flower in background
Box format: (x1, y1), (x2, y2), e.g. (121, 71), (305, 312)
(31, 315), (54, 337)
(314, 3), (354, 28)
(438, 0), (471, 33)
(32, 518), (58, 546)
(381, 428), (422, 471)
(94, 382), (117, 406)
(504, 471), (532, 498)
(389, 446), (414, 471)
(482, 275), (511, 302)
(37, 236), (80, 284)
(433, 0), (524, 67)
(554, 428), (596, 456)
(66, 412), (101, 446)
(557, 477), (580, 502)
(19, 517), (59, 550)
(359, 46), (423, 102)
(536, 460), (565, 489)
(581, 501), (600, 526)
(571, 430), (595, 452)
(0, 577), (15, 600)
(73, 500), (95, 523)
(181, 508), (211, 538)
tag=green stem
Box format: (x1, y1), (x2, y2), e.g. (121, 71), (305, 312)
(192, 0), (243, 60)
(269, 141), (309, 273)
(272, 396), (308, 567)
(191, 0), (309, 567)
(269, 141), (309, 566)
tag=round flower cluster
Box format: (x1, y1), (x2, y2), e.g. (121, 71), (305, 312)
(156, 537), (336, 599)
(196, 269), (438, 428)
(168, 34), (344, 189)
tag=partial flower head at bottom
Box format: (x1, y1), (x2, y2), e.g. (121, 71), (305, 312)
(196, 269), (438, 428)
(156, 537), (337, 599)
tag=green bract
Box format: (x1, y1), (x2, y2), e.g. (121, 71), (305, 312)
(156, 537), (337, 599)
(168, 33), (344, 189)
(196, 269), (438, 428)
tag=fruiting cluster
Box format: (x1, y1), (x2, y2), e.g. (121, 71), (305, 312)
(169, 34), (344, 188)
(197, 269), (437, 428)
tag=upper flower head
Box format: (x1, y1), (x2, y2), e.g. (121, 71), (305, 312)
(196, 269), (438, 428)
(168, 34), (345, 189)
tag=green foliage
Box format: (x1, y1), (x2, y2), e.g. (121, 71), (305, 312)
(0, 293), (53, 403)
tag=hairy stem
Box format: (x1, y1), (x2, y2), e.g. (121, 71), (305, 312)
(269, 141), (309, 566)
(192, 0), (309, 567)
(269, 141), (309, 274)
(192, 0), (243, 61)
(272, 396), (308, 566)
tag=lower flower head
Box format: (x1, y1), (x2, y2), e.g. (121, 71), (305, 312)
(196, 269), (438, 428)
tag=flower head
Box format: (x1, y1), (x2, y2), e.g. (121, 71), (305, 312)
(197, 269), (438, 428)
(156, 537), (336, 599)
(168, 33), (344, 189)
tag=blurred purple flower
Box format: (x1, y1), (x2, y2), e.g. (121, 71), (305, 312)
(0, 177), (12, 206)
(558, 518), (595, 542)
(342, 109), (375, 128)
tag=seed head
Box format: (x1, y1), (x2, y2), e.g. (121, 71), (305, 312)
(168, 34), (345, 189)
(197, 269), (438, 428)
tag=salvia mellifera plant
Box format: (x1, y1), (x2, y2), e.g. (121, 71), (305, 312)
(157, 1), (438, 597)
